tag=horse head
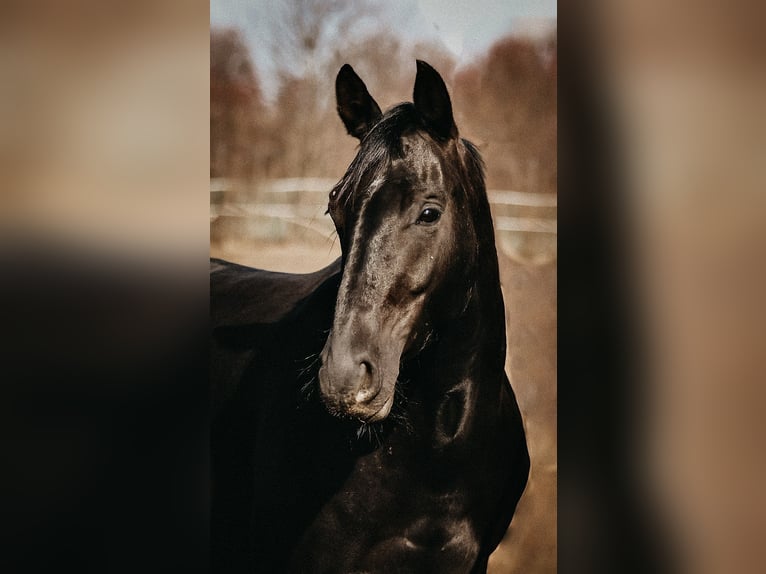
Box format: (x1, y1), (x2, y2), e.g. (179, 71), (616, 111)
(318, 61), (488, 422)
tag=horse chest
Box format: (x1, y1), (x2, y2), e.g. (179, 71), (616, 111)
(288, 435), (486, 573)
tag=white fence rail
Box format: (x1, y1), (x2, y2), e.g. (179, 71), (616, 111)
(211, 178), (556, 262)
(488, 190), (558, 208)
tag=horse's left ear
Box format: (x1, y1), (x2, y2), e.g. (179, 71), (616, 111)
(413, 60), (457, 140)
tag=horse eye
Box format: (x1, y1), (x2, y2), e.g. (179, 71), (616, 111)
(417, 208), (441, 224)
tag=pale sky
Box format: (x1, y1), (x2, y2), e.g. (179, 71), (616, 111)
(211, 0), (556, 99)
(415, 0), (557, 57)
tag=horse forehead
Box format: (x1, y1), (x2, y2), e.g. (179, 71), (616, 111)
(393, 134), (446, 187)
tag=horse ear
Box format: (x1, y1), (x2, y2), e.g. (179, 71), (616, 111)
(413, 60), (457, 140)
(335, 64), (382, 140)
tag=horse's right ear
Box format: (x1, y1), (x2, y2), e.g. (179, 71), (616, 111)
(336, 64), (382, 141)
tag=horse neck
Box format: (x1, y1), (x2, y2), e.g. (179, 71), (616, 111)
(430, 226), (507, 395)
(463, 147), (506, 365)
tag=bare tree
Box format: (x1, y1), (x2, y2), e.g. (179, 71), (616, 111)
(259, 0), (387, 177)
(454, 32), (557, 192)
(267, 0), (380, 78)
(210, 28), (265, 182)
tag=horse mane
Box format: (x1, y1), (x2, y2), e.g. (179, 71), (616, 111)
(459, 138), (486, 193)
(458, 137), (495, 247)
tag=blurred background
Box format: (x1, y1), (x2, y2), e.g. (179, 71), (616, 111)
(2, 1), (764, 573)
(209, 1), (557, 572)
(589, 3), (766, 573)
(0, 2), (211, 573)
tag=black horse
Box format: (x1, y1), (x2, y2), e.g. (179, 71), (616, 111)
(211, 61), (529, 573)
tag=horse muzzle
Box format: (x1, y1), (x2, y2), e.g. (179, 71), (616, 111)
(318, 344), (396, 422)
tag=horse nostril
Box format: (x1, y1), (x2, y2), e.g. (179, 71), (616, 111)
(354, 360), (378, 404)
